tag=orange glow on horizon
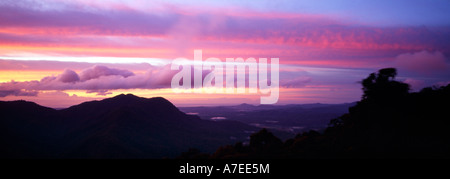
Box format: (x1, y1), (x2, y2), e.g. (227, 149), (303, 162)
(0, 70), (62, 83)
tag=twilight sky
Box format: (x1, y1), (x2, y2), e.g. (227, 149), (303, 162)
(1, 0), (450, 108)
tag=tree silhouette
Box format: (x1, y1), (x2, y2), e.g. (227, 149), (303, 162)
(328, 68), (450, 156)
(362, 68), (409, 101)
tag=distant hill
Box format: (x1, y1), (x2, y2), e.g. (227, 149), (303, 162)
(179, 102), (356, 134)
(0, 94), (258, 158)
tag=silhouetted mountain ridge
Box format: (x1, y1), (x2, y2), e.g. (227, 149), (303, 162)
(0, 94), (258, 158)
(63, 94), (183, 118)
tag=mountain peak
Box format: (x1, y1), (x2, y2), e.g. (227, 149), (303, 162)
(102, 93), (150, 101)
(107, 94), (173, 106)
(63, 94), (182, 118)
(110, 93), (141, 101)
(1, 94), (255, 159)
(240, 103), (254, 106)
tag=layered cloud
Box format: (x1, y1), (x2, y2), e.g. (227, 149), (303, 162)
(1, 0), (450, 68)
(0, 61), (319, 97)
(79, 66), (135, 81)
(0, 65), (175, 96)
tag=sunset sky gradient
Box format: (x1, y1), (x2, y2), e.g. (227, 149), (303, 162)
(1, 0), (450, 108)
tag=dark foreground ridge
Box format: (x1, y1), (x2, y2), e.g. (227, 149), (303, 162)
(0, 94), (256, 158)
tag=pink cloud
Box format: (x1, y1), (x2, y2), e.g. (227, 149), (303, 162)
(1, 0), (449, 57)
(394, 50), (449, 75)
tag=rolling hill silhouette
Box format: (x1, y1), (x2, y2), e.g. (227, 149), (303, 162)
(0, 94), (257, 158)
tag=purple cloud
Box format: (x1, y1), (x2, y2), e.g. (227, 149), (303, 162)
(0, 89), (38, 97)
(86, 89), (113, 96)
(57, 69), (80, 83)
(79, 65), (134, 81)
(281, 76), (312, 88)
(0, 65), (175, 97)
